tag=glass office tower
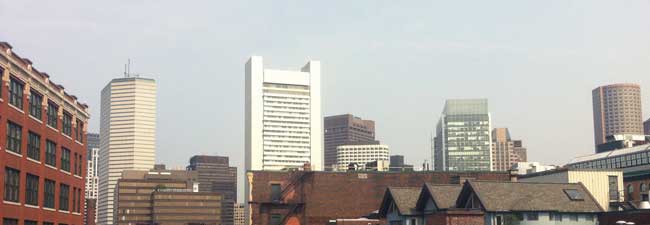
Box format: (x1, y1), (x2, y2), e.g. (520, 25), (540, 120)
(433, 99), (492, 171)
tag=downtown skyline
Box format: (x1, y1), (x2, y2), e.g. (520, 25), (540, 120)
(1, 0), (650, 203)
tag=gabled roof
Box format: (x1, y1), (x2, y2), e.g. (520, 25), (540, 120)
(378, 187), (421, 216)
(457, 181), (604, 213)
(416, 183), (461, 210)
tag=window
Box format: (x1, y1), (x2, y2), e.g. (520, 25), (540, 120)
(73, 153), (78, 175)
(27, 132), (41, 161)
(641, 183), (649, 201)
(44, 179), (55, 208)
(26, 174), (39, 206)
(24, 221), (37, 225)
(525, 213), (538, 221)
(61, 148), (70, 172)
(271, 184), (281, 201)
(62, 113), (72, 136)
(76, 119), (83, 143)
(77, 154), (82, 176)
(45, 140), (57, 167)
(9, 78), (24, 109)
(609, 176), (619, 201)
(4, 167), (20, 202)
(585, 214), (594, 221)
(72, 188), (77, 213)
(410, 219), (416, 225)
(3, 219), (18, 225)
(29, 91), (43, 120)
(563, 189), (584, 201)
(569, 214), (578, 221)
(47, 103), (58, 128)
(550, 213), (562, 221)
(44, 222), (53, 225)
(269, 214), (282, 225)
(59, 183), (69, 211)
(627, 184), (634, 201)
(76, 188), (81, 213)
(6, 121), (22, 154)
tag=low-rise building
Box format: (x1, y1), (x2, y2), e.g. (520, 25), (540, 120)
(519, 168), (624, 211)
(511, 162), (559, 175)
(335, 142), (389, 171)
(457, 181), (603, 225)
(246, 165), (512, 225)
(115, 166), (221, 225)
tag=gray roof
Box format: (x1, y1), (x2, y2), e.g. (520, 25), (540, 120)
(424, 183), (462, 209)
(462, 181), (603, 213)
(386, 187), (421, 215)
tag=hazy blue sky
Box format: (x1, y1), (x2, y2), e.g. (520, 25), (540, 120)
(1, 0), (649, 201)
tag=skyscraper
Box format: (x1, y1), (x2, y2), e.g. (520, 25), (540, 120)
(644, 118), (650, 135)
(187, 155), (237, 225)
(434, 99), (492, 171)
(245, 56), (322, 171)
(85, 132), (100, 225)
(491, 128), (526, 171)
(98, 77), (157, 225)
(324, 114), (376, 170)
(592, 84), (643, 148)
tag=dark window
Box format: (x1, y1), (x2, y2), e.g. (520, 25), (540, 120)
(585, 214), (594, 221)
(47, 103), (58, 128)
(0, 67), (3, 97)
(269, 214), (282, 225)
(26, 174), (39, 206)
(44, 222), (53, 225)
(76, 188), (81, 213)
(641, 183), (648, 201)
(6, 121), (22, 154)
(24, 221), (37, 225)
(76, 119), (83, 143)
(44, 179), (55, 208)
(564, 189), (584, 201)
(609, 176), (619, 201)
(9, 78), (24, 110)
(3, 167), (20, 202)
(73, 153), (78, 175)
(550, 213), (562, 221)
(627, 184), (634, 201)
(27, 132), (41, 161)
(59, 183), (69, 211)
(72, 188), (77, 213)
(569, 214), (578, 221)
(45, 140), (57, 167)
(271, 184), (281, 201)
(29, 91), (43, 120)
(61, 148), (70, 172)
(526, 213), (538, 221)
(62, 113), (72, 136)
(3, 218), (18, 225)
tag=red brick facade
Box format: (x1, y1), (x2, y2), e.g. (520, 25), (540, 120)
(248, 170), (510, 225)
(624, 175), (650, 204)
(599, 210), (650, 225)
(0, 43), (89, 225)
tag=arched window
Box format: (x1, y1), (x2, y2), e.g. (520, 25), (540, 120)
(627, 184), (634, 201)
(641, 183), (649, 201)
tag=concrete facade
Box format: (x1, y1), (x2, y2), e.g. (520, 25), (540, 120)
(0, 42), (90, 225)
(645, 118), (650, 135)
(335, 144), (389, 171)
(592, 83), (644, 148)
(97, 77), (157, 225)
(490, 128), (526, 171)
(187, 155), (237, 225)
(324, 114), (376, 170)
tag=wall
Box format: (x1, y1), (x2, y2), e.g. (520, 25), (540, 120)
(485, 213), (597, 225)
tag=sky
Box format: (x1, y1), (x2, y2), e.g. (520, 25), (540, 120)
(1, 0), (649, 202)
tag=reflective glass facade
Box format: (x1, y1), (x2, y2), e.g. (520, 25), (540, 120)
(434, 99), (492, 171)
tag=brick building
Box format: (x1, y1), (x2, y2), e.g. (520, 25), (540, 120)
(85, 199), (96, 225)
(246, 167), (511, 225)
(0, 42), (89, 225)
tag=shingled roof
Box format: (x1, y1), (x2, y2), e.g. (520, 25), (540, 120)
(378, 187), (421, 216)
(457, 181), (604, 213)
(416, 183), (462, 210)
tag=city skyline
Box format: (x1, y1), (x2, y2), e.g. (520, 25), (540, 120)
(2, 0), (650, 204)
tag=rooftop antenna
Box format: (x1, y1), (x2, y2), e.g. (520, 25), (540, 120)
(124, 59), (132, 78)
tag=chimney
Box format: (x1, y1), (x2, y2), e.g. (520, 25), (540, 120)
(509, 169), (518, 182)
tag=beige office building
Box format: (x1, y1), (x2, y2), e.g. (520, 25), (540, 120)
(115, 166), (221, 225)
(98, 77), (157, 225)
(491, 128), (527, 171)
(592, 84), (643, 148)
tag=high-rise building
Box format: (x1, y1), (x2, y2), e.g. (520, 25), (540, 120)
(245, 56), (322, 171)
(324, 114), (376, 170)
(0, 42), (89, 225)
(334, 142), (389, 170)
(114, 165), (221, 225)
(187, 155), (237, 225)
(85, 133), (100, 225)
(98, 77), (157, 225)
(491, 128), (527, 171)
(234, 203), (245, 225)
(644, 118), (650, 135)
(592, 84), (643, 148)
(434, 99), (492, 171)
(389, 155), (414, 172)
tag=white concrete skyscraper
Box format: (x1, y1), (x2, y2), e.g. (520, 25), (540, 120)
(245, 56), (323, 171)
(97, 77), (157, 225)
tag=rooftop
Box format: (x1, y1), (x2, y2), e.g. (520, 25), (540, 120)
(568, 144), (650, 165)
